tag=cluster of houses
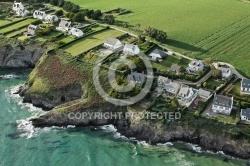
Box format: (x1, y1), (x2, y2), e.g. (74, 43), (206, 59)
(103, 37), (140, 55)
(12, 2), (83, 38)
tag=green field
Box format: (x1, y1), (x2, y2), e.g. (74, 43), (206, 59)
(62, 29), (124, 56)
(70, 0), (250, 77)
(5, 28), (27, 38)
(0, 19), (36, 34)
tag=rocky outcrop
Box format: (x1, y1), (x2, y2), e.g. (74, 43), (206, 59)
(18, 84), (84, 110)
(30, 105), (250, 159)
(0, 44), (45, 69)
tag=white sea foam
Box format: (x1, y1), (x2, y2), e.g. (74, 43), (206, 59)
(187, 143), (202, 153)
(0, 74), (20, 79)
(100, 125), (118, 132)
(157, 142), (173, 146)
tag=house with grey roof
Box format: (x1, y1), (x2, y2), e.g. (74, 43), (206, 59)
(241, 108), (250, 122)
(123, 44), (140, 55)
(241, 79), (250, 95)
(26, 24), (39, 36)
(157, 76), (180, 96)
(170, 64), (182, 73)
(148, 49), (167, 62)
(211, 94), (233, 115)
(127, 72), (145, 87)
(103, 37), (123, 51)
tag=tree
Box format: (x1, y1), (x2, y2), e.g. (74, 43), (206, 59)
(85, 10), (94, 19)
(55, 10), (64, 17)
(203, 82), (207, 88)
(49, 0), (58, 6)
(103, 14), (115, 25)
(204, 58), (213, 66)
(92, 10), (102, 20)
(72, 12), (85, 22)
(143, 26), (167, 42)
(212, 69), (221, 78)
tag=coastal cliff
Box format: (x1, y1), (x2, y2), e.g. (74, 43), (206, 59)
(12, 51), (250, 160)
(0, 44), (46, 69)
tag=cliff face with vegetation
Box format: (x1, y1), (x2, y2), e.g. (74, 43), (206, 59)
(11, 50), (250, 159)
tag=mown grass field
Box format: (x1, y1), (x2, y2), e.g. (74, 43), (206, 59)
(5, 27), (27, 38)
(70, 0), (250, 77)
(62, 29), (124, 56)
(0, 19), (36, 34)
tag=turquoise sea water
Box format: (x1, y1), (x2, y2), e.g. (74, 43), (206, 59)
(0, 70), (248, 166)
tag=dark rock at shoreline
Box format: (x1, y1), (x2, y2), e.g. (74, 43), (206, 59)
(0, 44), (46, 69)
(29, 106), (250, 160)
(19, 84), (84, 111)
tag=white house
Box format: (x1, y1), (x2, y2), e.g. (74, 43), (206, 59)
(44, 14), (59, 23)
(186, 59), (204, 74)
(177, 85), (198, 107)
(157, 76), (180, 96)
(241, 79), (250, 95)
(127, 72), (145, 87)
(12, 1), (29, 17)
(68, 28), (84, 37)
(56, 20), (71, 32)
(221, 67), (232, 79)
(12, 1), (24, 12)
(211, 94), (233, 115)
(33, 10), (47, 20)
(241, 108), (250, 122)
(103, 37), (123, 51)
(148, 49), (167, 62)
(26, 24), (39, 36)
(123, 44), (140, 55)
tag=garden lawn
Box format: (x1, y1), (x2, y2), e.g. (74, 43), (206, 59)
(151, 55), (190, 71)
(205, 77), (224, 91)
(5, 27), (27, 38)
(0, 19), (36, 34)
(70, 0), (250, 77)
(229, 81), (250, 103)
(62, 29), (124, 56)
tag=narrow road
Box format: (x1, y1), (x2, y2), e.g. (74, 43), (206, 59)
(213, 62), (246, 79)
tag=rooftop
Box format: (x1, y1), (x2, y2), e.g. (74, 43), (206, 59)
(241, 108), (250, 119)
(104, 37), (120, 46)
(242, 79), (250, 88)
(213, 95), (232, 107)
(149, 49), (167, 58)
